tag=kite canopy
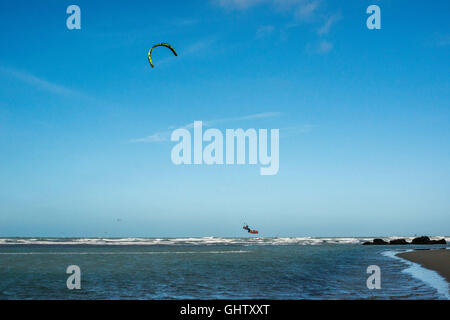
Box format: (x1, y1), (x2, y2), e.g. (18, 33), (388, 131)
(148, 43), (178, 68)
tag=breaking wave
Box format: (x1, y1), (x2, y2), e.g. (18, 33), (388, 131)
(0, 236), (448, 246)
(382, 250), (450, 299)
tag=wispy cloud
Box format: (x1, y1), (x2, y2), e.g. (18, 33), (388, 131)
(306, 40), (333, 54)
(317, 40), (333, 53)
(129, 112), (281, 143)
(295, 0), (320, 21)
(0, 66), (96, 103)
(256, 25), (275, 38)
(169, 18), (200, 27)
(184, 38), (216, 55)
(223, 112), (281, 122)
(0, 66), (80, 97)
(154, 38), (217, 67)
(214, 0), (341, 53)
(129, 132), (168, 143)
(214, 0), (319, 15)
(215, 0), (321, 20)
(317, 13), (341, 35)
(281, 124), (315, 137)
(214, 0), (267, 10)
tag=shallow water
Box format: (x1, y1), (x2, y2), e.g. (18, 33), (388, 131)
(0, 237), (448, 299)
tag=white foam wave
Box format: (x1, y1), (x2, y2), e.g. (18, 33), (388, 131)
(0, 236), (447, 246)
(0, 237), (365, 246)
(0, 250), (249, 255)
(382, 250), (450, 299)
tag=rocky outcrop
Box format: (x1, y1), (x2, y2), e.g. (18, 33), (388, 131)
(412, 236), (431, 244)
(412, 236), (447, 245)
(430, 239), (447, 244)
(389, 238), (408, 245)
(362, 238), (388, 245)
(362, 236), (447, 245)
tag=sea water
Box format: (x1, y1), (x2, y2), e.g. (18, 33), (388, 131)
(0, 237), (448, 299)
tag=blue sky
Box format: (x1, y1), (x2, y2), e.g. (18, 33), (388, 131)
(0, 0), (449, 237)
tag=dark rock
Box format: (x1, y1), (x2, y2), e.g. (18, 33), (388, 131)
(363, 238), (388, 245)
(411, 236), (447, 245)
(429, 239), (447, 245)
(389, 238), (409, 245)
(362, 236), (446, 245)
(412, 236), (431, 244)
(373, 238), (388, 245)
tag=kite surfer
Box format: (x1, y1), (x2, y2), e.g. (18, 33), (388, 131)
(243, 224), (259, 234)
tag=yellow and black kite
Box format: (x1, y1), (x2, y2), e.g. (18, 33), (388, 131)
(148, 43), (178, 68)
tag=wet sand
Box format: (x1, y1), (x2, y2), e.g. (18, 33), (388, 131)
(397, 249), (450, 283)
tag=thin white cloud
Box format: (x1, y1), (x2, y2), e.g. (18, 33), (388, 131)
(0, 66), (80, 97)
(129, 112), (281, 143)
(184, 38), (216, 55)
(170, 18), (200, 27)
(129, 133), (168, 143)
(154, 38), (217, 67)
(190, 111), (282, 127)
(295, 0), (320, 21)
(306, 40), (333, 54)
(215, 0), (320, 20)
(214, 0), (267, 10)
(256, 25), (275, 38)
(317, 13), (341, 35)
(215, 0), (341, 53)
(317, 40), (333, 53)
(281, 124), (315, 137)
(216, 112), (281, 123)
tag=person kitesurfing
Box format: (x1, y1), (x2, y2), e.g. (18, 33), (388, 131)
(243, 223), (259, 234)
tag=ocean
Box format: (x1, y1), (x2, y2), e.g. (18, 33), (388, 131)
(0, 237), (448, 300)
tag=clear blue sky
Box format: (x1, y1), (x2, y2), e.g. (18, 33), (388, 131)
(0, 0), (449, 237)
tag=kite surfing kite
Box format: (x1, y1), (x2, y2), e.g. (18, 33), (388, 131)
(148, 43), (178, 68)
(243, 223), (259, 234)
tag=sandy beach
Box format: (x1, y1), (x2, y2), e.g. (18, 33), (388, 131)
(397, 249), (450, 283)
